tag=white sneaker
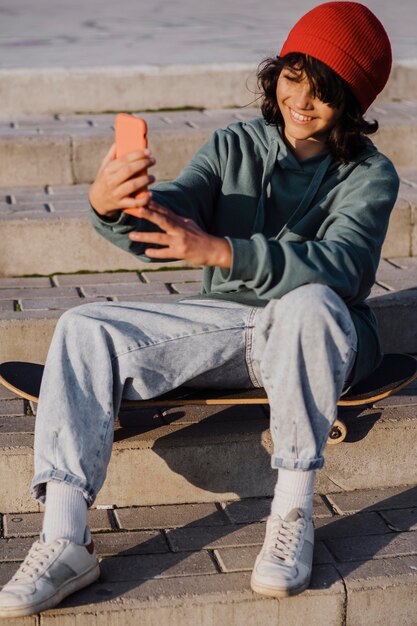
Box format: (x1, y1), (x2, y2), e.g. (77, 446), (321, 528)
(251, 508), (314, 598)
(0, 530), (100, 618)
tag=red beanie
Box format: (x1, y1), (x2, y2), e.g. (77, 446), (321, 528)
(280, 2), (392, 112)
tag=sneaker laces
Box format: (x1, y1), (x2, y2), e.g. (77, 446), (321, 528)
(267, 515), (306, 566)
(11, 540), (59, 583)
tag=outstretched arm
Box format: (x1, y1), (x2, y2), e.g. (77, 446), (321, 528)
(128, 200), (232, 267)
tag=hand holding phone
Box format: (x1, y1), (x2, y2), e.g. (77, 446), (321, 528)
(115, 113), (149, 218)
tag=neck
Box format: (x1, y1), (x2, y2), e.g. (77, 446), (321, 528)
(284, 130), (329, 161)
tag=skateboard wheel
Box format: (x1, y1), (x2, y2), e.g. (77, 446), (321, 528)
(327, 419), (347, 445)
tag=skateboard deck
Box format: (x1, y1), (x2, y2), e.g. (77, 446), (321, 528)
(1, 354), (416, 444)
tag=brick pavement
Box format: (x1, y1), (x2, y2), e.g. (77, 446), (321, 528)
(0, 259), (416, 314)
(0, 103), (416, 186)
(1, 484), (417, 619)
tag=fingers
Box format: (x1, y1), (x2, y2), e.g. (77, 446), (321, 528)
(144, 247), (175, 259)
(119, 191), (153, 209)
(118, 173), (155, 199)
(129, 231), (169, 245)
(128, 200), (185, 232)
(111, 155), (155, 187)
(97, 143), (117, 174)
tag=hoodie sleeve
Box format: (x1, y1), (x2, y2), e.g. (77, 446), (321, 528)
(89, 130), (226, 260)
(212, 155), (400, 306)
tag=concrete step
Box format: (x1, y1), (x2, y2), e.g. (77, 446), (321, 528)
(1, 485), (417, 625)
(0, 101), (416, 188)
(1, 169), (417, 278)
(1, 370), (417, 513)
(1, 61), (417, 116)
(0, 260), (416, 364)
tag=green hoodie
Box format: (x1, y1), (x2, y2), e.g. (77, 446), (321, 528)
(90, 117), (400, 387)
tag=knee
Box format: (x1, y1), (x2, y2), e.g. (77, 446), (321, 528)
(268, 284), (349, 332)
(281, 284), (338, 314)
(55, 303), (109, 335)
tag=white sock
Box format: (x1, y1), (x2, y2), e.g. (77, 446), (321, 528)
(42, 481), (88, 545)
(270, 468), (315, 520)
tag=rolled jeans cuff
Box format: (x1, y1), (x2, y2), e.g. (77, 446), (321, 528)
(31, 469), (94, 507)
(271, 454), (325, 471)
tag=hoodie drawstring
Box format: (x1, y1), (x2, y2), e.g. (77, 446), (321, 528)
(251, 136), (332, 240)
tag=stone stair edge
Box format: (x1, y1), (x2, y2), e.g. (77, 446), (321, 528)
(1, 188), (416, 276)
(0, 102), (416, 188)
(0, 260), (416, 357)
(0, 60), (416, 115)
(1, 396), (417, 511)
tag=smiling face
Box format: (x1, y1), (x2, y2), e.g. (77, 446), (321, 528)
(276, 66), (343, 160)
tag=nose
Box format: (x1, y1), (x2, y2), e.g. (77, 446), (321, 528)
(293, 83), (313, 111)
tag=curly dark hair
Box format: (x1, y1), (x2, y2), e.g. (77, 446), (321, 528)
(256, 53), (378, 163)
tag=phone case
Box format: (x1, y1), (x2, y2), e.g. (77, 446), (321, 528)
(115, 113), (148, 217)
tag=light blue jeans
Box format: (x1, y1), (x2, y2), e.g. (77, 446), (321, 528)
(31, 284), (357, 506)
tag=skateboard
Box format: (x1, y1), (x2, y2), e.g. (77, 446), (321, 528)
(1, 353), (416, 445)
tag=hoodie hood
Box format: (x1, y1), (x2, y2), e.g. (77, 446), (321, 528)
(251, 119), (377, 236)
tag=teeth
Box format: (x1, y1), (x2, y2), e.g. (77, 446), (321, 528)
(290, 108), (313, 122)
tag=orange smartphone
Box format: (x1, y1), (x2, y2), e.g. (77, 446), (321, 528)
(115, 113), (148, 217)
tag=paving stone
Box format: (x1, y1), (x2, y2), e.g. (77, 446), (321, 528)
(0, 416), (35, 434)
(0, 300), (15, 311)
(170, 282), (202, 294)
(374, 384), (417, 408)
(46, 201), (86, 212)
(221, 497), (272, 524)
(0, 286), (78, 300)
(20, 296), (106, 311)
(0, 385), (16, 400)
(214, 545), (258, 573)
(220, 494), (331, 524)
(82, 283), (171, 297)
(325, 530), (417, 562)
(314, 512), (390, 540)
(58, 572), (255, 612)
(0, 187), (50, 199)
(3, 509), (114, 538)
(93, 530), (169, 556)
(141, 269), (203, 283)
(48, 184), (90, 196)
(338, 554), (417, 581)
(0, 536), (37, 561)
(99, 550), (217, 582)
(53, 568), (344, 626)
(313, 495), (334, 519)
(115, 502), (227, 530)
(213, 540), (333, 575)
(0, 398), (27, 417)
(377, 258), (417, 291)
(0, 433), (34, 447)
(381, 198), (413, 258)
(0, 562), (21, 587)
(167, 522), (265, 552)
(380, 508), (417, 532)
(326, 485), (417, 514)
(110, 295), (182, 304)
(374, 404), (417, 423)
(54, 272), (141, 286)
(0, 277), (52, 288)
